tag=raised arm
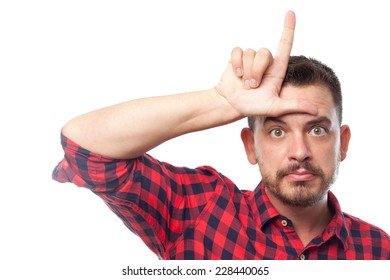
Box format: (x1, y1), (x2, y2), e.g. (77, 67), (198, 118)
(62, 11), (316, 160)
(62, 88), (241, 159)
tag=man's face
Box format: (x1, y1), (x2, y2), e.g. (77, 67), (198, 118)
(241, 85), (351, 208)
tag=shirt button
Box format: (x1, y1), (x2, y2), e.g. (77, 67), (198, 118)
(281, 219), (288, 226)
(299, 254), (305, 260)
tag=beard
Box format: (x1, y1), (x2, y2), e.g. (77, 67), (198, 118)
(261, 161), (339, 208)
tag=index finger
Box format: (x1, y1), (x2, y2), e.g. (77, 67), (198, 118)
(275, 11), (296, 65)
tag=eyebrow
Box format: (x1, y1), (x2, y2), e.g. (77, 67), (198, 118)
(263, 117), (286, 125)
(306, 116), (332, 127)
(263, 116), (332, 127)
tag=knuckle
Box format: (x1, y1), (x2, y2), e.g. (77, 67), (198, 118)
(244, 48), (256, 56)
(231, 47), (242, 56)
(257, 48), (272, 58)
(257, 48), (273, 65)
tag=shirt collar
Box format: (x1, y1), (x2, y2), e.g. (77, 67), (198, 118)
(250, 182), (350, 250)
(324, 191), (350, 250)
(249, 182), (280, 227)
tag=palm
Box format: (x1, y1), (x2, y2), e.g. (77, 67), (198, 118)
(218, 60), (289, 116)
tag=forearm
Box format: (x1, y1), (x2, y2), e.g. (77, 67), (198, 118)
(62, 88), (243, 159)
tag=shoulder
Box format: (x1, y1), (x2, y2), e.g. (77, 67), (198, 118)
(343, 212), (390, 244)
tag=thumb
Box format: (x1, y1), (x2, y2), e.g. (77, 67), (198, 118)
(269, 98), (318, 116)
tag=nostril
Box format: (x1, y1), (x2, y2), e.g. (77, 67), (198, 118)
(288, 142), (312, 162)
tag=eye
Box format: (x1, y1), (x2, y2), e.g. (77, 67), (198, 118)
(309, 126), (327, 136)
(270, 128), (285, 138)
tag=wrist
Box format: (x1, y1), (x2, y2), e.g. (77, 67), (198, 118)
(212, 87), (245, 124)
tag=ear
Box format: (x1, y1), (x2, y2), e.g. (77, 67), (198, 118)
(340, 125), (351, 161)
(241, 128), (258, 165)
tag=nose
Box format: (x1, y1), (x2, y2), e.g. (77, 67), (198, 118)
(288, 134), (312, 162)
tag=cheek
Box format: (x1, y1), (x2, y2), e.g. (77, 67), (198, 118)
(255, 141), (286, 169)
(314, 140), (340, 172)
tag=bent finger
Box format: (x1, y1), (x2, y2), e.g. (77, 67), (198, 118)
(251, 48), (273, 87)
(230, 47), (244, 77)
(242, 48), (256, 89)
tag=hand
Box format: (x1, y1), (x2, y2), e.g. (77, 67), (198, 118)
(216, 11), (318, 117)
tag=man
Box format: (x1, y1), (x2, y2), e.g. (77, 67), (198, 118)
(52, 11), (389, 259)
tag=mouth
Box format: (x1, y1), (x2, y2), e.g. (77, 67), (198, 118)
(285, 169), (317, 182)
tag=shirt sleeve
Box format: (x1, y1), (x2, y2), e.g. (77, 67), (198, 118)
(52, 133), (220, 258)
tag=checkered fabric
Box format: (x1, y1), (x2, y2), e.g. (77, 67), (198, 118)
(52, 133), (390, 260)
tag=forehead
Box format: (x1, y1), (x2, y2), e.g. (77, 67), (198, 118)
(280, 84), (334, 109)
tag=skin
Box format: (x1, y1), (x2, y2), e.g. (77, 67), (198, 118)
(241, 85), (351, 245)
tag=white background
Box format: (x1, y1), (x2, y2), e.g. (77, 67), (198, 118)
(1, 0), (389, 279)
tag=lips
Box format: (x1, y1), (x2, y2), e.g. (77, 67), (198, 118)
(285, 169), (316, 181)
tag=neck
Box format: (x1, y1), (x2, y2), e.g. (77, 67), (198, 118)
(265, 189), (332, 247)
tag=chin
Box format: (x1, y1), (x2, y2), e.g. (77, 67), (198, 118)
(278, 181), (328, 207)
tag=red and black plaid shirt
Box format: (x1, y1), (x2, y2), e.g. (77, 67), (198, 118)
(52, 134), (390, 260)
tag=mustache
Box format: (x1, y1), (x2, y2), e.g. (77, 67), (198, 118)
(276, 162), (325, 179)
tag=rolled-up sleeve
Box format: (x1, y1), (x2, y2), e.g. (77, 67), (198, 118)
(52, 133), (134, 192)
(52, 133), (220, 258)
